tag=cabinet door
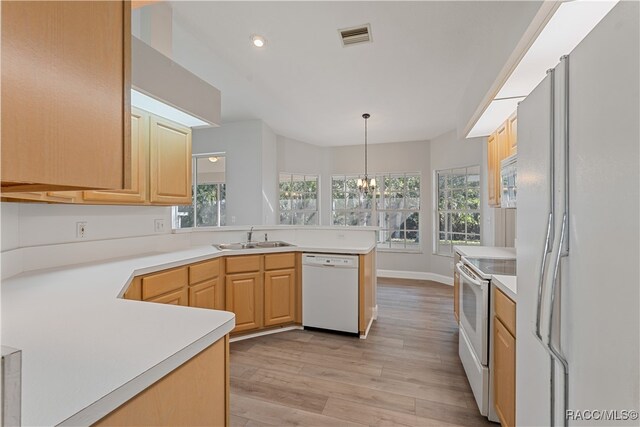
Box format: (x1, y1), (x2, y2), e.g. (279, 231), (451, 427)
(149, 115), (192, 205)
(494, 318), (516, 427)
(1, 1), (130, 191)
(146, 287), (188, 306)
(226, 272), (262, 333)
(508, 113), (518, 156)
(83, 109), (148, 204)
(189, 278), (224, 311)
(487, 132), (499, 206)
(264, 269), (295, 326)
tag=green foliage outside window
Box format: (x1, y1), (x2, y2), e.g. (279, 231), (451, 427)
(279, 174), (319, 225)
(436, 166), (481, 255)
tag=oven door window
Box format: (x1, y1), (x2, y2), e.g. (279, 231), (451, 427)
(459, 273), (488, 365)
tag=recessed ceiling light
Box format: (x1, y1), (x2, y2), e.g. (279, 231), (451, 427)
(208, 156), (219, 163)
(251, 34), (266, 48)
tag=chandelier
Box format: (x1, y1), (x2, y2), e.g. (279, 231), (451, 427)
(357, 113), (376, 195)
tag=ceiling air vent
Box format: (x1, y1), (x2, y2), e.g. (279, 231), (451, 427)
(339, 24), (372, 47)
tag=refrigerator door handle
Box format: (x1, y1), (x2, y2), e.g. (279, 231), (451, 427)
(535, 68), (557, 341)
(535, 212), (554, 339)
(548, 213), (570, 427)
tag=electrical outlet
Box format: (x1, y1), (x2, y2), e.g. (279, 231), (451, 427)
(231, 216), (236, 224)
(76, 222), (87, 239)
(337, 233), (346, 240)
(154, 219), (165, 233)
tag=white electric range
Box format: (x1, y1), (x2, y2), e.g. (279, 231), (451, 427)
(456, 256), (516, 422)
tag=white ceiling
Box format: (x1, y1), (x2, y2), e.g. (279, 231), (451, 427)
(168, 1), (541, 146)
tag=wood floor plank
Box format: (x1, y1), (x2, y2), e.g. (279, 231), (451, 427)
(322, 397), (464, 427)
(247, 343), (384, 377)
(230, 394), (366, 427)
(415, 398), (495, 426)
(230, 352), (304, 375)
(231, 377), (329, 413)
(249, 368), (417, 415)
(230, 280), (490, 426)
(230, 414), (250, 427)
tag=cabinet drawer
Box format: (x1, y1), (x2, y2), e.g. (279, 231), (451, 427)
(494, 287), (516, 336)
(264, 253), (296, 271)
(189, 258), (221, 285)
(142, 267), (188, 300)
(226, 255), (261, 274)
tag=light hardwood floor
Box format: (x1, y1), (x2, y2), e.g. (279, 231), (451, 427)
(229, 279), (495, 426)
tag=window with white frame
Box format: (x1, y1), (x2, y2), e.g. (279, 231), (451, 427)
(279, 173), (319, 225)
(173, 155), (226, 228)
(331, 173), (421, 250)
(435, 166), (481, 256)
(376, 173), (420, 250)
(331, 175), (374, 226)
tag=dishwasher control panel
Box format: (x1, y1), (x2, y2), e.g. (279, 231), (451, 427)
(302, 254), (357, 268)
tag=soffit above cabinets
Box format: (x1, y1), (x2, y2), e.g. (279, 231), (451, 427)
(467, 0), (619, 138)
(131, 37), (221, 128)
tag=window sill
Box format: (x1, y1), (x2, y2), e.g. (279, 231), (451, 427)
(377, 247), (423, 254)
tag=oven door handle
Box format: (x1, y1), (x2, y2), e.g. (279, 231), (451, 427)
(455, 262), (485, 288)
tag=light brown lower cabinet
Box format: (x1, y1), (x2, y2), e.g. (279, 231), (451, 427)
(94, 335), (229, 427)
(226, 271), (263, 333)
(146, 287), (188, 306)
(264, 268), (295, 326)
(189, 278), (221, 310)
(493, 288), (516, 427)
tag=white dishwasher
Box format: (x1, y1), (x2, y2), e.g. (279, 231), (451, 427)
(302, 253), (359, 334)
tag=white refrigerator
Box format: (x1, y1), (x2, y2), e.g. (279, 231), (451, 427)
(516, 2), (639, 426)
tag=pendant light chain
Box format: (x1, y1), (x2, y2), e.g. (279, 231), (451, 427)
(358, 113), (375, 196)
(364, 114), (368, 178)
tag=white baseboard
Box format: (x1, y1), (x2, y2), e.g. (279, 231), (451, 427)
(360, 315), (375, 339)
(377, 269), (453, 286)
(229, 325), (303, 343)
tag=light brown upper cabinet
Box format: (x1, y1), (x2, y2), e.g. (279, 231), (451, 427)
(508, 112), (518, 156)
(487, 113), (518, 207)
(1, 1), (131, 192)
(2, 109), (193, 206)
(487, 132), (499, 207)
(83, 109), (148, 204)
(149, 116), (192, 205)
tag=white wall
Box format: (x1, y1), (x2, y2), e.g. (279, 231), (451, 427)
(455, 1), (544, 138)
(429, 130), (484, 277)
(0, 202), (171, 251)
(192, 120), (279, 226)
(276, 135), (333, 225)
(261, 123), (278, 225)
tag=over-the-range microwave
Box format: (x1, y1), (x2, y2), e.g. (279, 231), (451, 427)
(500, 154), (517, 208)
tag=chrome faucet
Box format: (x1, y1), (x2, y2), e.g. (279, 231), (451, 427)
(247, 226), (254, 242)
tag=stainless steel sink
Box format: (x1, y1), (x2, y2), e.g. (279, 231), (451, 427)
(255, 241), (294, 248)
(214, 241), (294, 251)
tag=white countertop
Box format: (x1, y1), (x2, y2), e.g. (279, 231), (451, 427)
(454, 245), (516, 259)
(492, 274), (517, 302)
(1, 242), (375, 426)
